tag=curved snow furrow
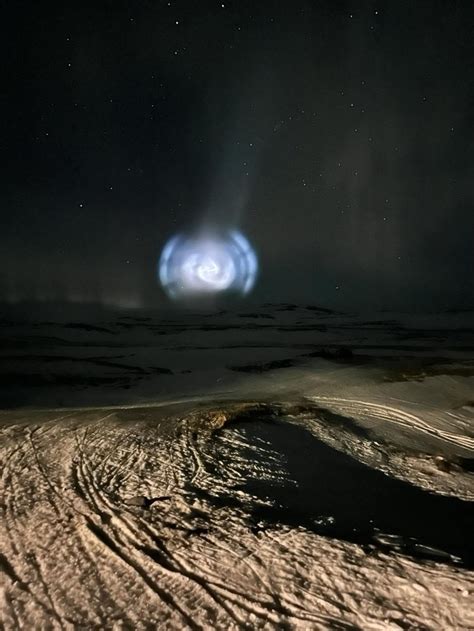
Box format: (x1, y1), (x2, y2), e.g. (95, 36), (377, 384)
(96, 440), (143, 494)
(143, 540), (262, 628)
(1, 442), (63, 624)
(146, 428), (337, 627)
(184, 438), (205, 487)
(71, 459), (205, 627)
(27, 429), (66, 518)
(191, 529), (277, 598)
(0, 550), (67, 628)
(310, 395), (474, 450)
(72, 432), (162, 556)
(11, 422), (203, 627)
(98, 423), (308, 627)
(67, 525), (133, 625)
(178, 532), (362, 630)
(1, 428), (102, 626)
(65, 426), (258, 628)
(85, 519), (203, 630)
(24, 552), (70, 628)
(133, 512), (260, 627)
(71, 434), (157, 551)
(114, 521), (251, 627)
(166, 554), (289, 628)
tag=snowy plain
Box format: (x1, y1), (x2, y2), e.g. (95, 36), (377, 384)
(0, 304), (473, 629)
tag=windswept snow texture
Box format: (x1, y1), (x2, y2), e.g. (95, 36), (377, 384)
(0, 306), (474, 628)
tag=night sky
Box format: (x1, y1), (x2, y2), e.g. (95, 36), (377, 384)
(2, 0), (473, 311)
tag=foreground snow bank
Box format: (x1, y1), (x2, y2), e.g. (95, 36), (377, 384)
(1, 401), (473, 629)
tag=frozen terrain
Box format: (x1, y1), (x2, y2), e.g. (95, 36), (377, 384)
(1, 305), (473, 629)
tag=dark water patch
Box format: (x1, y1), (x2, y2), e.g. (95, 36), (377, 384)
(205, 419), (474, 567)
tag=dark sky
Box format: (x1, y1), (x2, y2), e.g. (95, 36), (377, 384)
(1, 0), (473, 311)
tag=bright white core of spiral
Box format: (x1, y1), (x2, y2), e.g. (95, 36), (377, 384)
(158, 231), (257, 299)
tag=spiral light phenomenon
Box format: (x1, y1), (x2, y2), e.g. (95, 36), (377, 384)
(158, 231), (257, 299)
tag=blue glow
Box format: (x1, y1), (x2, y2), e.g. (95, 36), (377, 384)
(158, 230), (258, 299)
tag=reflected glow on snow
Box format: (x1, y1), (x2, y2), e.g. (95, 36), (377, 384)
(158, 230), (257, 299)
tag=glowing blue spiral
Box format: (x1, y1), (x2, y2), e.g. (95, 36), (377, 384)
(158, 231), (257, 299)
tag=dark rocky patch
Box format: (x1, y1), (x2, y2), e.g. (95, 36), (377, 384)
(149, 366), (173, 375)
(0, 335), (79, 349)
(261, 302), (298, 311)
(116, 322), (134, 329)
(381, 359), (474, 383)
(0, 354), (151, 374)
(455, 456), (474, 473)
(357, 320), (403, 328)
(63, 323), (116, 334)
(238, 313), (275, 319)
(194, 323), (272, 331)
(305, 346), (355, 361)
(276, 324), (327, 332)
(229, 358), (296, 373)
(396, 327), (474, 339)
(434, 456), (452, 473)
(186, 402), (279, 434)
(0, 373), (132, 389)
(123, 495), (171, 509)
(304, 305), (335, 314)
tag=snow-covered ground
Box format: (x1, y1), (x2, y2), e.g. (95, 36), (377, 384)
(1, 305), (473, 628)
